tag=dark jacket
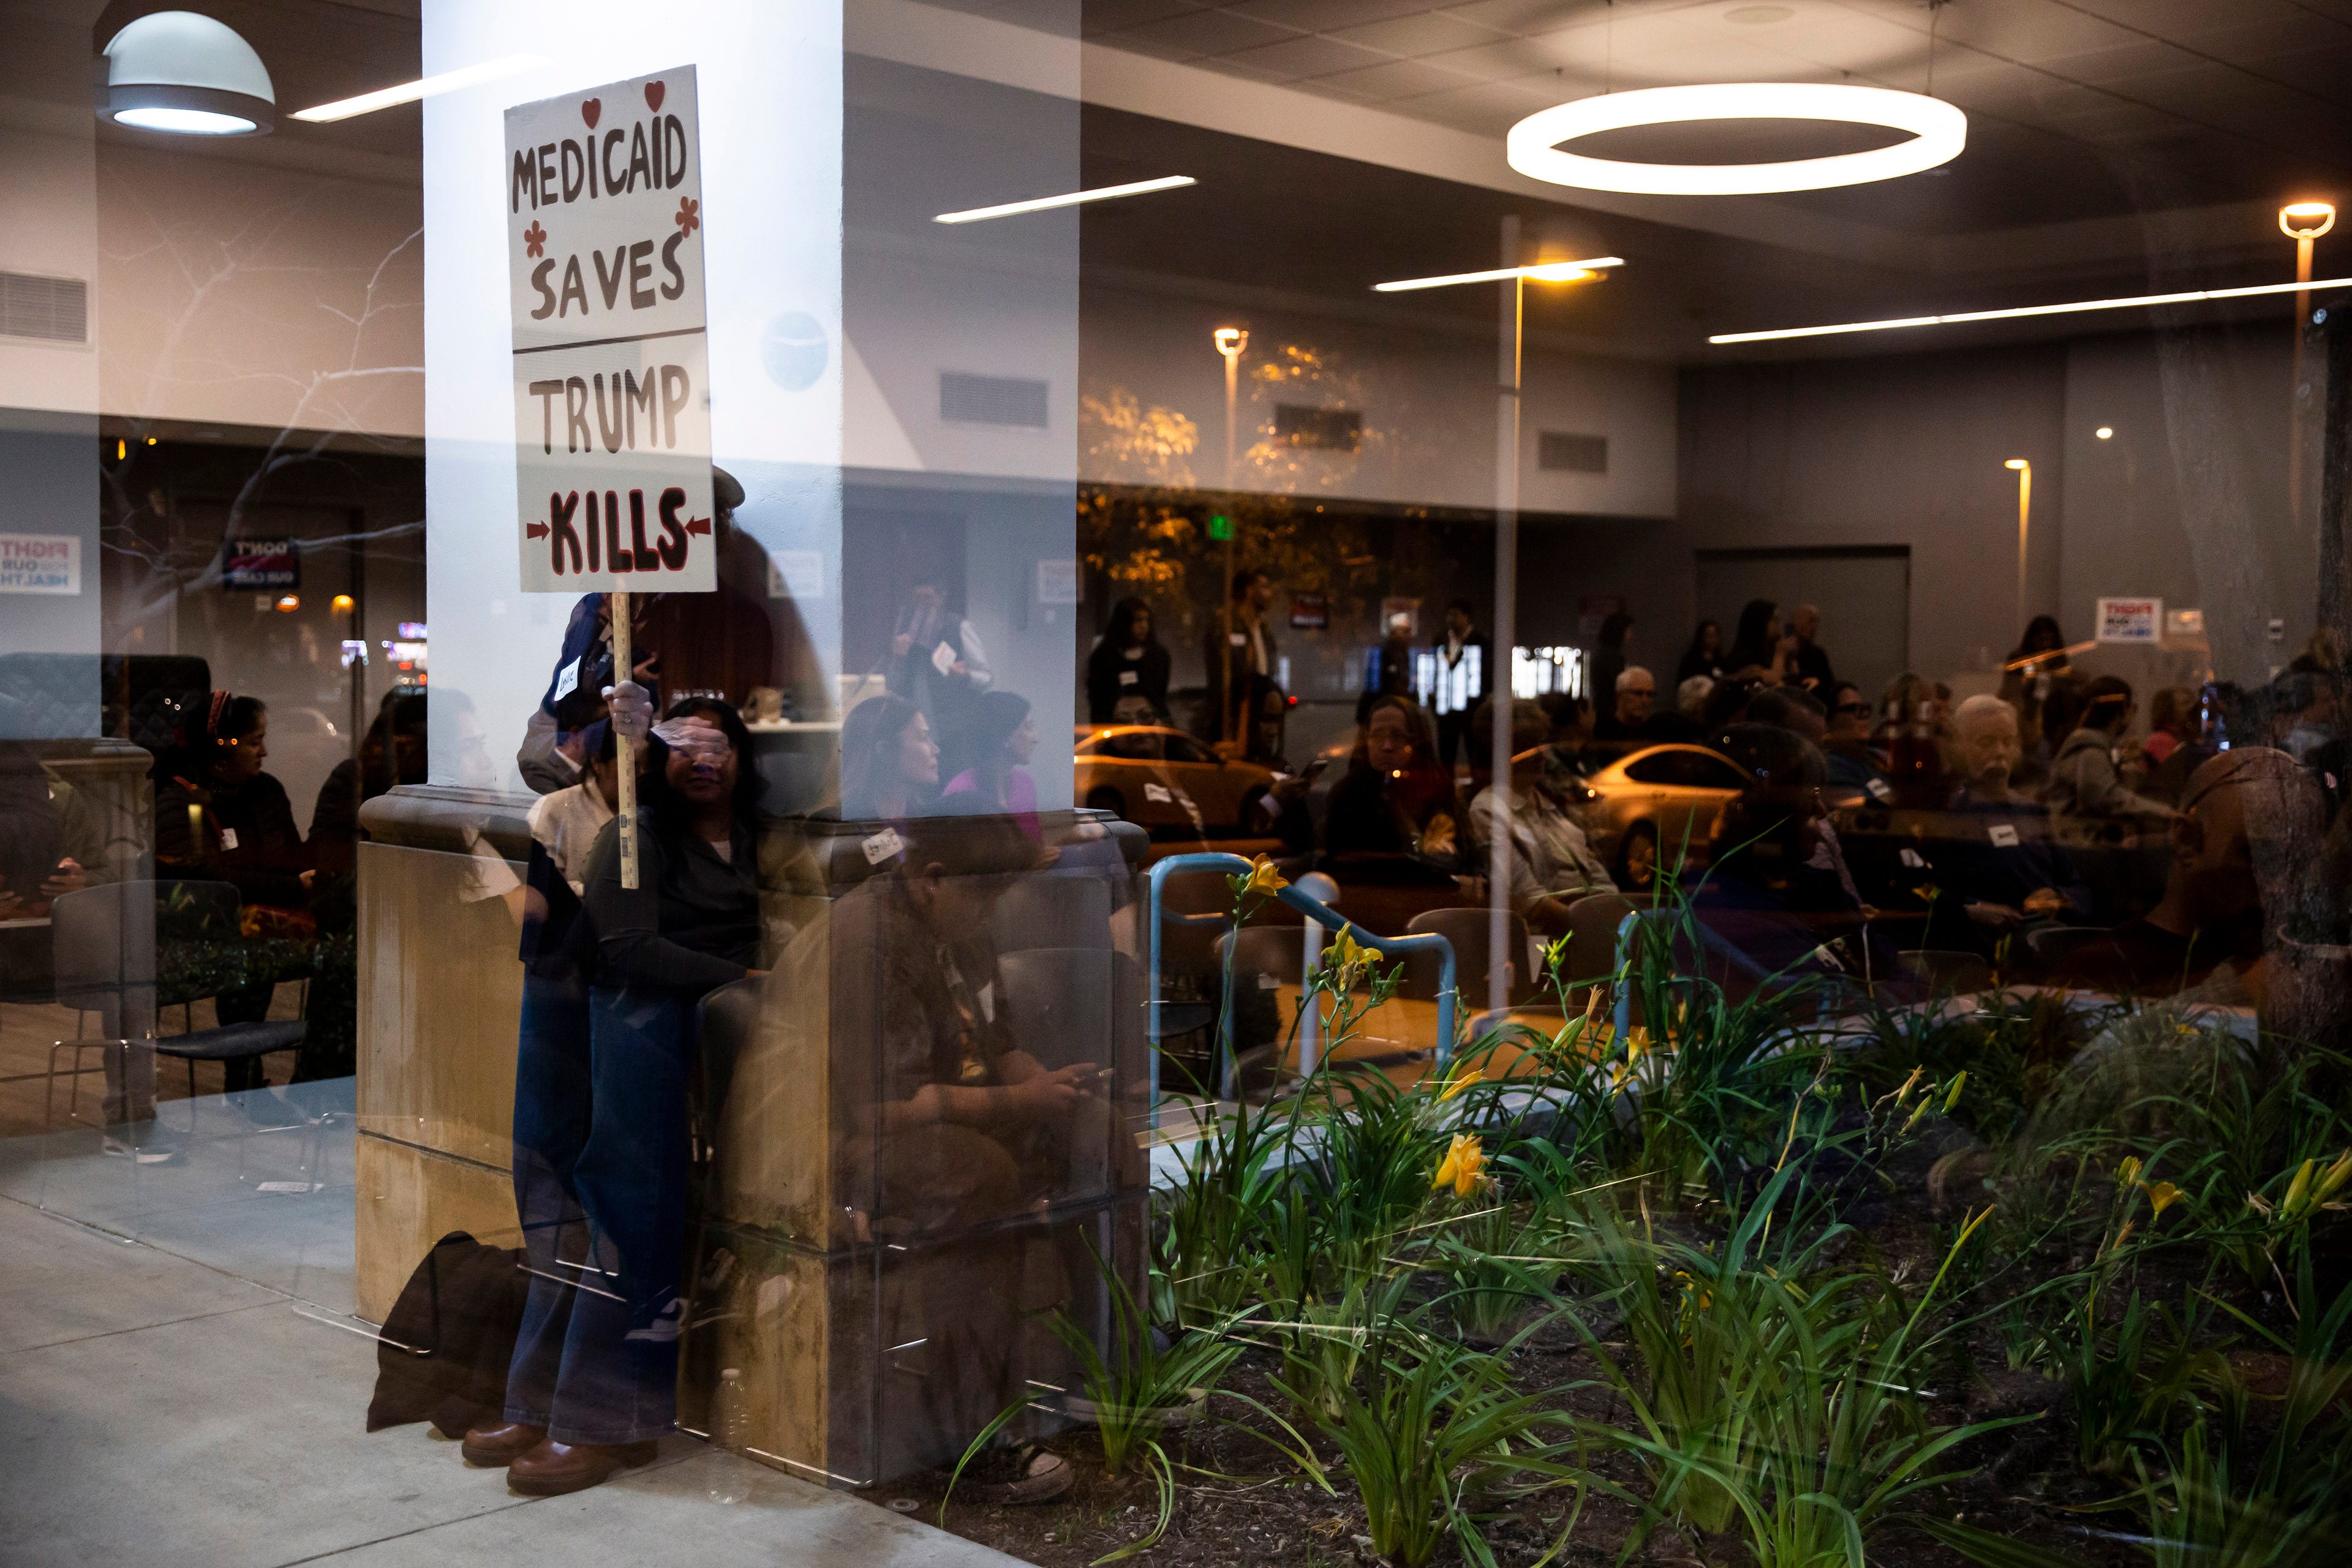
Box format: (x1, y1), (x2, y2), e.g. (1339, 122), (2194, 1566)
(1086, 638), (1171, 723)
(580, 812), (760, 994)
(155, 769), (310, 910)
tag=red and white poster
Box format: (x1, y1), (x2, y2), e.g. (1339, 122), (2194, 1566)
(505, 66), (714, 593)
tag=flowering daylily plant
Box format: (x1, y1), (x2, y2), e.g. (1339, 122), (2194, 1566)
(1432, 1133), (1486, 1199)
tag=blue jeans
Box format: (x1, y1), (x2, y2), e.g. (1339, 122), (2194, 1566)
(502, 979), (698, 1445)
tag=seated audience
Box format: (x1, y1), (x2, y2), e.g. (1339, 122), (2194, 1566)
(2056, 747), (2326, 1000)
(1676, 618), (1724, 686)
(944, 690), (1044, 845)
(1788, 604), (1835, 692)
(1594, 665), (1656, 742)
(1820, 682), (1885, 797)
(1724, 599), (1795, 685)
(1926, 695), (2087, 949)
(2044, 676), (2172, 824)
(1466, 701), (1616, 933)
(1324, 696), (1461, 863)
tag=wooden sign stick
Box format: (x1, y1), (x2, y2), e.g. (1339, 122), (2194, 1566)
(611, 588), (639, 890)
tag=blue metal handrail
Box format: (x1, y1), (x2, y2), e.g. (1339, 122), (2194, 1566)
(1146, 853), (1457, 1123)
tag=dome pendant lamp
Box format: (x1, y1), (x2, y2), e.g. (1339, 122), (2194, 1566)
(1507, 82), (1964, 195)
(99, 10), (275, 137)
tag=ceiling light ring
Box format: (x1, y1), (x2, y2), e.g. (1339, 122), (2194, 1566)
(1507, 83), (1965, 196)
(102, 81), (273, 135)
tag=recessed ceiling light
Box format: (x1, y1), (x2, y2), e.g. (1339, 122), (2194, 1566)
(1711, 274), (2352, 344)
(99, 11), (274, 137)
(1726, 5), (1795, 23)
(1507, 83), (1965, 195)
(2095, 427), (2114, 440)
(293, 55), (545, 123)
(1373, 257), (1624, 292)
(933, 175), (1194, 225)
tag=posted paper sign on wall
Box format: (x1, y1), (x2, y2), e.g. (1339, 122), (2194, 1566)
(506, 66), (714, 594)
(2095, 596), (2162, 644)
(0, 533), (79, 595)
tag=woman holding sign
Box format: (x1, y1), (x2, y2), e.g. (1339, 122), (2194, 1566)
(488, 698), (767, 1496)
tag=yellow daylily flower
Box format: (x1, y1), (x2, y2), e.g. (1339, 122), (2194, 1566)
(2116, 1155), (2144, 1189)
(1436, 1066), (1485, 1103)
(1624, 1026), (1653, 1066)
(1942, 1071), (1968, 1112)
(1240, 853), (1288, 898)
(2144, 1181), (2182, 1218)
(1432, 1133), (1486, 1199)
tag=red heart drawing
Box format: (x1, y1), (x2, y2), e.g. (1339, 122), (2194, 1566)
(644, 81), (665, 113)
(580, 97), (601, 129)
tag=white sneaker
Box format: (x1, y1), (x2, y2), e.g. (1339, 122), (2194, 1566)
(100, 1134), (183, 1166)
(624, 1297), (684, 1344)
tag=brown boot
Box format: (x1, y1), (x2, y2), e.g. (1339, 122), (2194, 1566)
(506, 1437), (660, 1496)
(461, 1421), (546, 1467)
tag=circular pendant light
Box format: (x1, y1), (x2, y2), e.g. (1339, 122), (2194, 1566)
(1507, 83), (1964, 196)
(99, 11), (275, 137)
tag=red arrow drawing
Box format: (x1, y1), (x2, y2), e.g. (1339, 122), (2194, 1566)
(685, 515), (711, 536)
(526, 521), (549, 540)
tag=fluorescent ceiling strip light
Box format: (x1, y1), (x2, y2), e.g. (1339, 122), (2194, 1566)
(933, 175), (1194, 225)
(1375, 257), (1625, 293)
(293, 54), (545, 123)
(1713, 276), (2352, 345)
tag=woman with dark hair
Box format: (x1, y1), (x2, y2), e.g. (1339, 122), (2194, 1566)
(1725, 599), (1793, 684)
(1676, 618), (1724, 685)
(1323, 696), (1461, 863)
(489, 697), (767, 1496)
(1086, 597), (1170, 723)
(2000, 614), (2074, 758)
(944, 690), (1042, 842)
(155, 693), (314, 1092)
(840, 693), (940, 823)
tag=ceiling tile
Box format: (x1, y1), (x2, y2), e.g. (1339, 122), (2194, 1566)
(1436, 0), (1589, 34)
(1223, 0), (1436, 31)
(1420, 37), (1564, 80)
(1313, 55), (1488, 98)
(1099, 7), (1300, 55)
(1328, 10), (1508, 56)
(1217, 32), (1396, 78)
(1392, 75), (1572, 132)
(2037, 38), (2190, 86)
(1080, 0), (1213, 34)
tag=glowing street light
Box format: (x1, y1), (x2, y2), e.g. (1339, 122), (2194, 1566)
(2005, 460), (2031, 633)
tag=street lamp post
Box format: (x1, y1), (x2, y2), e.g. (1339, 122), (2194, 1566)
(2005, 459), (2032, 634)
(2282, 202), (2335, 526)
(1212, 326), (1248, 747)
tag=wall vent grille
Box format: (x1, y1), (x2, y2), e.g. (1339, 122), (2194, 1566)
(1273, 403), (1361, 453)
(940, 371), (1048, 428)
(1539, 431), (1608, 473)
(0, 273), (88, 344)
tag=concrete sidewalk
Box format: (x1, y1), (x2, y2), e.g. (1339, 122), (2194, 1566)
(0, 1084), (1023, 1568)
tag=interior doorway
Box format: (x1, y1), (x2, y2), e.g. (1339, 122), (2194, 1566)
(1693, 546), (1911, 706)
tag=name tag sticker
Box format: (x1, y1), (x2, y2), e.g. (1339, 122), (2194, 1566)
(861, 826), (905, 865)
(553, 656), (581, 702)
(1899, 847), (1925, 868)
(219, 827), (239, 851)
(1256, 973), (1281, 990)
(1118, 669), (1138, 686)
(1988, 824), (2021, 848)
(1144, 782), (1174, 804)
(1229, 633), (1246, 646)
(1864, 777), (1893, 803)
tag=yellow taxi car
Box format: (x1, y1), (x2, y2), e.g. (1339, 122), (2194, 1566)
(1074, 725), (1280, 837)
(1567, 742), (1754, 888)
